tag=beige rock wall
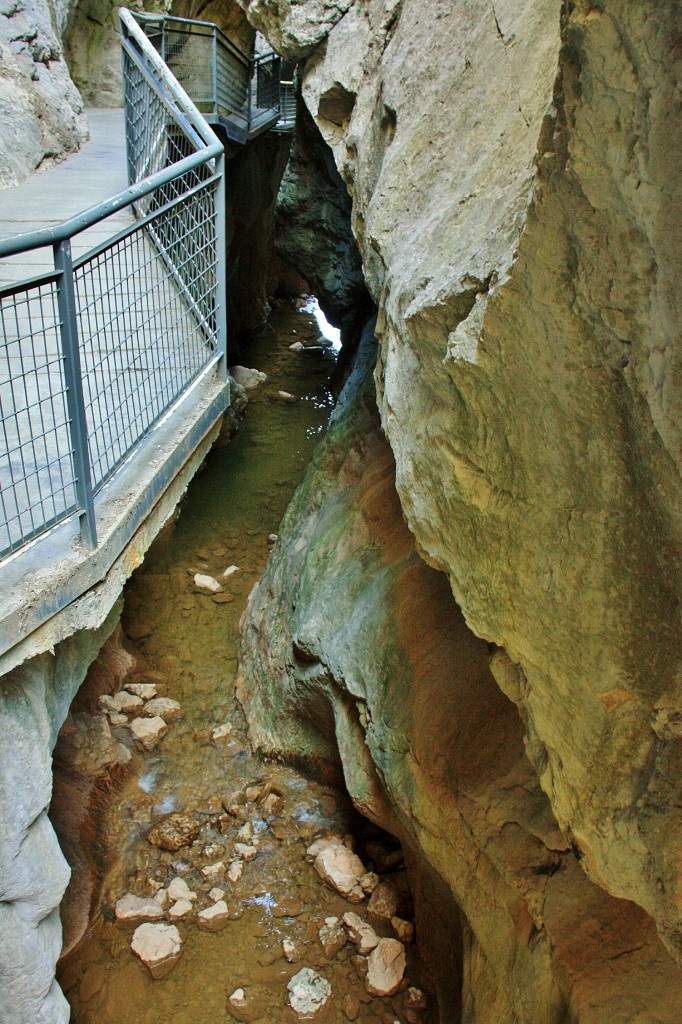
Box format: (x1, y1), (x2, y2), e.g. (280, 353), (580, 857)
(239, 372), (682, 1022)
(0, 0), (87, 187)
(240, 0), (682, 966)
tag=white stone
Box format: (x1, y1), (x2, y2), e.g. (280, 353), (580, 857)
(319, 918), (346, 958)
(131, 923), (183, 978)
(154, 888), (169, 909)
(125, 682), (158, 700)
(234, 843), (257, 861)
(109, 713), (128, 726)
(99, 691), (143, 713)
(236, 822), (253, 841)
(143, 697), (181, 720)
(167, 877), (196, 903)
(229, 989), (246, 1007)
(277, 390), (298, 402)
(314, 844), (366, 902)
(197, 900), (229, 931)
(366, 939), (406, 997)
(201, 862), (225, 884)
(287, 968), (332, 1016)
(227, 860), (244, 883)
(130, 716), (167, 750)
(209, 887), (225, 902)
(229, 365), (267, 389)
(168, 898), (193, 920)
(115, 893), (164, 922)
(193, 573), (221, 593)
(212, 723), (232, 741)
(223, 565), (240, 578)
(343, 912), (379, 954)
(289, 341), (305, 352)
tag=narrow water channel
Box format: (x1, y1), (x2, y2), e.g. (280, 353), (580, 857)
(57, 302), (430, 1024)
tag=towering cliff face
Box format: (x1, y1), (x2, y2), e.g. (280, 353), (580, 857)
(238, 0), (682, 1012)
(0, 0), (87, 186)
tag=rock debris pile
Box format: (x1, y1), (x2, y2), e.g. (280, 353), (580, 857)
(107, 771), (426, 1020)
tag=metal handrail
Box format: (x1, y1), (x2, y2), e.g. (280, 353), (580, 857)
(0, 9), (228, 561)
(131, 10), (296, 140)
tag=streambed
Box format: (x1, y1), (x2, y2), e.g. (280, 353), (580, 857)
(57, 302), (432, 1024)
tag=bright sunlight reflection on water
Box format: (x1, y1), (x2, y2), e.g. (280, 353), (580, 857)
(304, 295), (341, 350)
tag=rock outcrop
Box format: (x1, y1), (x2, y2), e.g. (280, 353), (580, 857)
(239, 0), (682, 980)
(0, 0), (87, 187)
(239, 369), (682, 1021)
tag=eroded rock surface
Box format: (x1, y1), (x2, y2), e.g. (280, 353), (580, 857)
(0, 0), (87, 186)
(238, 375), (682, 1020)
(242, 0), (682, 974)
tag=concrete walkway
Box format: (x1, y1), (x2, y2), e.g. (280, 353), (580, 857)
(0, 109), (130, 285)
(0, 107), (214, 557)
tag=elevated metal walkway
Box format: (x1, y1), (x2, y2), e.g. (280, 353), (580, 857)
(0, 9), (295, 669)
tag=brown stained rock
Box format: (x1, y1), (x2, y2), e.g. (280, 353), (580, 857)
(142, 698), (181, 720)
(365, 939), (406, 997)
(130, 717), (167, 751)
(342, 993), (361, 1021)
(391, 916), (414, 943)
(314, 844), (366, 902)
(147, 814), (200, 852)
(197, 900), (229, 932)
(115, 893), (164, 923)
(131, 923), (182, 978)
(367, 881), (399, 922)
(319, 917), (346, 958)
(343, 911), (379, 954)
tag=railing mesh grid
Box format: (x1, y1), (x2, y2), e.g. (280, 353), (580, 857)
(0, 12), (223, 560)
(75, 183), (219, 491)
(0, 280), (77, 554)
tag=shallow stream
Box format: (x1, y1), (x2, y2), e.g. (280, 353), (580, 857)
(58, 302), (430, 1024)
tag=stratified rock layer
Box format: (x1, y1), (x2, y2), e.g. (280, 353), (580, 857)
(239, 375), (682, 1021)
(242, 0), (682, 970)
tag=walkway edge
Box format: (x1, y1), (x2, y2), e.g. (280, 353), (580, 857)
(0, 372), (229, 676)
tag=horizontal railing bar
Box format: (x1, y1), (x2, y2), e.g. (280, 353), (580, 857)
(0, 268), (61, 300)
(120, 35), (208, 154)
(133, 10), (252, 68)
(0, 145), (220, 259)
(120, 10), (224, 149)
(71, 173), (220, 271)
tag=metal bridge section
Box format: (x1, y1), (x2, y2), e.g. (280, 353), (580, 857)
(132, 12), (297, 142)
(0, 8), (295, 663)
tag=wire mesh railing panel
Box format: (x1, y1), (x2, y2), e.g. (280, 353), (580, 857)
(0, 279), (78, 556)
(254, 54), (280, 113)
(163, 25), (216, 111)
(122, 45), (210, 203)
(74, 182), (219, 492)
(215, 41), (249, 124)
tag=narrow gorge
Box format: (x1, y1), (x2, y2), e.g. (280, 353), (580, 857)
(0, 1), (680, 1023)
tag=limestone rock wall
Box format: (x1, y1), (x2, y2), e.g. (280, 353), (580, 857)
(0, 604), (121, 1024)
(0, 0), (87, 187)
(239, 0), (682, 970)
(238, 365), (682, 1022)
(274, 100), (372, 343)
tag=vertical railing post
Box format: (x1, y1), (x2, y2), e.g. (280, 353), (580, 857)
(53, 240), (97, 549)
(212, 26), (218, 118)
(247, 57), (253, 133)
(215, 153), (228, 383)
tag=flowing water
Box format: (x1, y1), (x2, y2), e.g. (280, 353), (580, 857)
(58, 302), (431, 1024)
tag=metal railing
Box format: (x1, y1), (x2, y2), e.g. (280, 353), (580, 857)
(133, 12), (297, 141)
(0, 9), (227, 560)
